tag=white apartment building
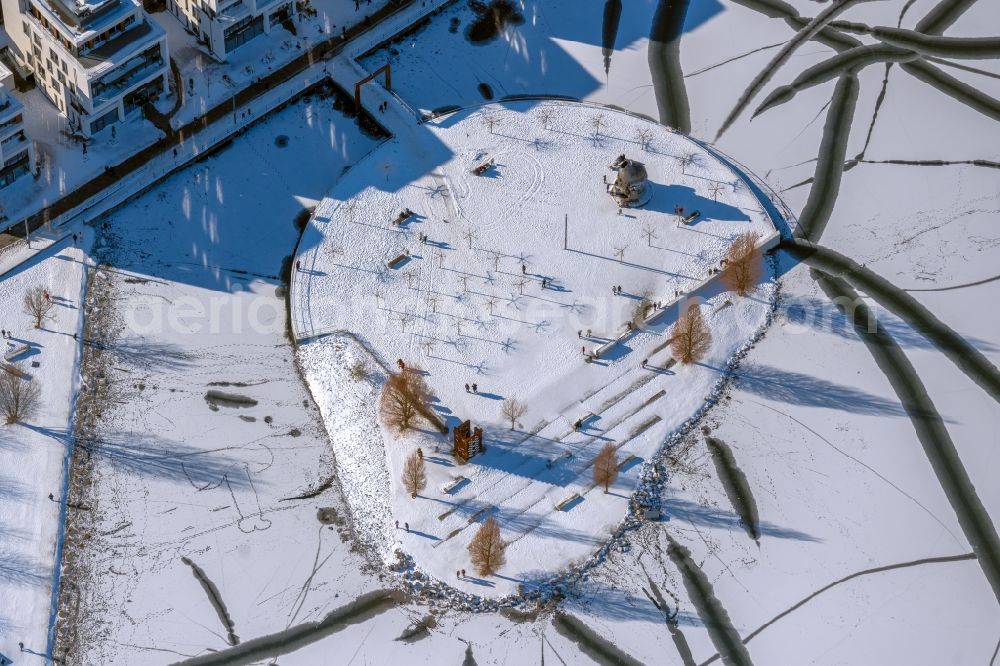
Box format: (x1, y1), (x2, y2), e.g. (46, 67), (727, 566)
(0, 0), (169, 137)
(0, 62), (35, 188)
(165, 0), (296, 62)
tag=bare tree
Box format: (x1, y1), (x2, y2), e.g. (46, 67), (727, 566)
(591, 113), (605, 136)
(467, 516), (506, 576)
(592, 442), (619, 493)
(636, 128), (653, 151)
(349, 360), (368, 381)
(401, 450), (427, 498)
(500, 398), (527, 430)
(613, 245), (627, 263)
(641, 222), (658, 247)
(24, 286), (55, 329)
(380, 369), (432, 431)
(538, 108), (554, 130)
(679, 152), (699, 172)
(670, 301), (712, 364)
(462, 228), (477, 249)
(721, 231), (763, 297)
(0, 364), (41, 425)
(631, 290), (654, 328)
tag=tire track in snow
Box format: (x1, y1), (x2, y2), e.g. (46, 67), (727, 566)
(901, 58), (1000, 123)
(181, 557), (240, 647)
(648, 0), (692, 133)
(551, 611), (645, 666)
(726, 0), (861, 53)
(793, 74), (859, 243)
(667, 536), (754, 666)
(780, 238), (1000, 404)
(904, 273), (1000, 292)
(174, 590), (406, 666)
(716, 0), (877, 140)
(737, 398), (963, 546)
(812, 272), (1000, 607)
(697, 551), (977, 665)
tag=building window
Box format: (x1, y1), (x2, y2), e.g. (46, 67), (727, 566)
(0, 151), (31, 188)
(90, 107), (120, 134)
(224, 13), (264, 53)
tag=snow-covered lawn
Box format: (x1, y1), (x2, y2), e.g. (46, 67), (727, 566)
(0, 238), (88, 661)
(295, 100), (779, 595)
(51, 97), (390, 665)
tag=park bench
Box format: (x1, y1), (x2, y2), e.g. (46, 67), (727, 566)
(471, 158), (494, 176)
(387, 252), (410, 268)
(4, 343), (31, 362)
(441, 476), (466, 495)
(392, 208), (414, 226)
(555, 493), (582, 512)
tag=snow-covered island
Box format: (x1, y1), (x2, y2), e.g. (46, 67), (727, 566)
(294, 100), (781, 596)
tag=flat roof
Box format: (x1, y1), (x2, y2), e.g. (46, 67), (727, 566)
(78, 19), (159, 71)
(33, 0), (140, 43)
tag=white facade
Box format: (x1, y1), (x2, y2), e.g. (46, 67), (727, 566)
(0, 0), (169, 137)
(0, 64), (35, 188)
(165, 0), (297, 62)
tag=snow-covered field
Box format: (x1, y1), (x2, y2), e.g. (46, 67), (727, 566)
(0, 239), (88, 661)
(43, 96), (389, 664)
(295, 100), (779, 595)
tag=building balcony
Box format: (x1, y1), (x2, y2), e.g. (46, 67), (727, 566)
(90, 44), (164, 108)
(0, 113), (25, 140)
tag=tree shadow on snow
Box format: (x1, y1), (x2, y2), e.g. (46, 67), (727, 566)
(72, 430), (254, 489)
(0, 548), (49, 588)
(663, 495), (821, 543)
(782, 296), (999, 353)
(725, 364), (920, 419)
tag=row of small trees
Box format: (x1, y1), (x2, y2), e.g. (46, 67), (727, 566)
(399, 448), (506, 577)
(399, 439), (621, 577)
(669, 231), (763, 365)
